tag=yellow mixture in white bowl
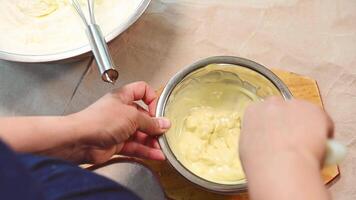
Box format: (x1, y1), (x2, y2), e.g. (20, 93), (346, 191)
(0, 0), (142, 55)
(164, 64), (280, 184)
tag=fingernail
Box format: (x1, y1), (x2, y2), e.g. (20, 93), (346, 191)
(157, 117), (171, 129)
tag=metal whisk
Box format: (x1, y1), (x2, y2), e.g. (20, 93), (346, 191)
(71, 0), (119, 84)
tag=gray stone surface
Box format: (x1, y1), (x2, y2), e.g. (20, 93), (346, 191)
(94, 162), (166, 200)
(0, 59), (91, 116)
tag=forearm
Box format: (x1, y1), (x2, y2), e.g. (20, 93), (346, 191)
(0, 115), (81, 153)
(245, 151), (330, 200)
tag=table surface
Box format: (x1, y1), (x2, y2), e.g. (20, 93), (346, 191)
(0, 0), (355, 199)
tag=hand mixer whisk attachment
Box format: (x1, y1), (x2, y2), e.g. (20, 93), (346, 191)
(71, 0), (119, 84)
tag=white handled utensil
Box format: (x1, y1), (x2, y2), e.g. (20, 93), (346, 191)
(325, 139), (347, 166)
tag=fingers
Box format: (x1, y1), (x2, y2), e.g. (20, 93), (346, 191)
(245, 96), (335, 139)
(133, 97), (157, 117)
(120, 141), (165, 160)
(133, 132), (161, 149)
(114, 81), (157, 106)
(292, 99), (335, 138)
(133, 102), (150, 115)
(148, 98), (158, 116)
(134, 111), (171, 136)
(244, 96), (284, 117)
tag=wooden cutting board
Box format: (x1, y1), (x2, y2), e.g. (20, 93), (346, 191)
(140, 69), (340, 200)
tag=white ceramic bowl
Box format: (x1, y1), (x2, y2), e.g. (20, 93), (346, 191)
(0, 0), (151, 63)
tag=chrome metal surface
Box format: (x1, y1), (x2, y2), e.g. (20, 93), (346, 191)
(0, 0), (151, 63)
(156, 56), (293, 194)
(71, 0), (118, 83)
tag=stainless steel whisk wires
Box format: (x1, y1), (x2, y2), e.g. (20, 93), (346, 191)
(71, 0), (119, 84)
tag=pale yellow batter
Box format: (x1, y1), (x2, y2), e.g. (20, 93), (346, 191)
(165, 64), (280, 184)
(178, 107), (245, 183)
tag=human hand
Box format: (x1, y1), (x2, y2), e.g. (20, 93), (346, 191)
(68, 81), (171, 164)
(239, 97), (333, 200)
(239, 97), (334, 173)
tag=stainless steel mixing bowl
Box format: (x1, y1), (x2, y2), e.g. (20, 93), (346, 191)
(156, 56), (293, 194)
(0, 0), (151, 63)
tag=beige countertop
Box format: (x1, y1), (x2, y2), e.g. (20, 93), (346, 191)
(0, 0), (355, 199)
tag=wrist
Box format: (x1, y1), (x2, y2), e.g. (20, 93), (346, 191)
(243, 148), (320, 182)
(64, 113), (91, 143)
(244, 149), (329, 200)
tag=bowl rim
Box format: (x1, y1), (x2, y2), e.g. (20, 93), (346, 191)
(0, 0), (151, 63)
(156, 56), (293, 194)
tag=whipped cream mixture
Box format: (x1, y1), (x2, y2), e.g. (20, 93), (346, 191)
(177, 107), (245, 183)
(0, 0), (142, 55)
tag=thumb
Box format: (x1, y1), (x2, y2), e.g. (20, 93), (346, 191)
(135, 112), (171, 135)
